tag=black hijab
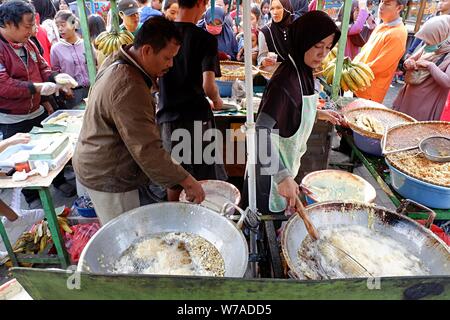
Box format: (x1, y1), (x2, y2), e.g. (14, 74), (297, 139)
(260, 0), (294, 62)
(258, 11), (341, 137)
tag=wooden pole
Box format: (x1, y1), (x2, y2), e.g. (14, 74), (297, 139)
(414, 0), (427, 33)
(331, 0), (352, 99)
(77, 0), (97, 86)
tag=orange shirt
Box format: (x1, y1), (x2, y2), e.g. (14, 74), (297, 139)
(353, 21), (407, 103)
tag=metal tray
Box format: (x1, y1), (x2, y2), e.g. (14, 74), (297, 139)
(41, 110), (85, 126)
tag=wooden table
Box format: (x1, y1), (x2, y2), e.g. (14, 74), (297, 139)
(0, 150), (73, 269)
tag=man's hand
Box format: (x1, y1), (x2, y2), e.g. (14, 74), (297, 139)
(179, 175), (205, 204)
(212, 97), (223, 110)
(404, 58), (418, 70)
(277, 176), (299, 209)
(34, 82), (58, 96)
(416, 60), (433, 69)
(317, 109), (344, 125)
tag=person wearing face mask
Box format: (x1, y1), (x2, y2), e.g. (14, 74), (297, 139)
(393, 15), (450, 121)
(353, 0), (408, 103)
(241, 11), (344, 218)
(258, 0), (294, 69)
(199, 6), (238, 61)
(73, 17), (205, 225)
(406, 0), (450, 58)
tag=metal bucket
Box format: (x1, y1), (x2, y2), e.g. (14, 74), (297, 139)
(281, 201), (450, 280)
(77, 202), (249, 277)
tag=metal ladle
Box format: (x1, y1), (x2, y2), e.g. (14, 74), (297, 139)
(384, 136), (450, 163)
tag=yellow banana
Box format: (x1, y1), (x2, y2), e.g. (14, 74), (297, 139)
(39, 233), (47, 253)
(342, 69), (359, 92)
(348, 67), (368, 90)
(321, 63), (335, 79)
(94, 31), (109, 47)
(352, 65), (371, 88)
(340, 78), (349, 91)
(110, 36), (120, 53)
(354, 62), (374, 81)
(103, 36), (115, 55)
(97, 36), (107, 52)
(120, 31), (134, 44)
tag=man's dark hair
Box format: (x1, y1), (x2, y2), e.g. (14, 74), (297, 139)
(134, 15), (182, 52)
(178, 0), (202, 9)
(0, 0), (35, 28)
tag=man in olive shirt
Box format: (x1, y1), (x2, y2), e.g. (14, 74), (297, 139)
(73, 17), (205, 225)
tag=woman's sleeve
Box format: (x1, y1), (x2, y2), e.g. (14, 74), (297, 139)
(255, 112), (290, 184)
(50, 45), (61, 73)
(428, 62), (450, 89)
(257, 31), (269, 66)
(348, 9), (369, 36)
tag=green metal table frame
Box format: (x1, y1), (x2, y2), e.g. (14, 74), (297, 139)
(332, 131), (450, 221)
(11, 267), (450, 300)
(0, 188), (71, 269)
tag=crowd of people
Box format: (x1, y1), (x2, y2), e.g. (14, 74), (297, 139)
(0, 0), (449, 229)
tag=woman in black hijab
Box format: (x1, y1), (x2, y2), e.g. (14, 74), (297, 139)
(258, 0), (293, 68)
(242, 11), (344, 218)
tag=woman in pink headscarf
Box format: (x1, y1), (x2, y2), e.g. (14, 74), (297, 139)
(393, 15), (450, 121)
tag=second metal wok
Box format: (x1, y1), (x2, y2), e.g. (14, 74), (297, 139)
(281, 201), (450, 279)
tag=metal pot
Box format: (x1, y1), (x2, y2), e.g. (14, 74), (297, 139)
(77, 202), (249, 277)
(281, 201), (450, 280)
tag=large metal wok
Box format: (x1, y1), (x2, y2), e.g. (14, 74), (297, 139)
(77, 202), (249, 277)
(281, 201), (450, 279)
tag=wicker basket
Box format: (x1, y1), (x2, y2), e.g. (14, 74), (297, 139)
(384, 121), (450, 188)
(217, 61), (259, 82)
(343, 107), (416, 140)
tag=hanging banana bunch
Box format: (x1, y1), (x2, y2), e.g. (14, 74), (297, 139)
(321, 47), (337, 70)
(94, 30), (134, 56)
(322, 57), (375, 93)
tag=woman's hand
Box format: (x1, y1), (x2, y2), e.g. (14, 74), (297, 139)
(404, 58), (418, 71)
(278, 176), (300, 209)
(261, 56), (276, 67)
(7, 133), (31, 145)
(317, 109), (344, 125)
(416, 60), (433, 69)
